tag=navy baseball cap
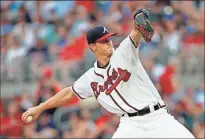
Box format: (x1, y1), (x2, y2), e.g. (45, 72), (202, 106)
(86, 26), (117, 44)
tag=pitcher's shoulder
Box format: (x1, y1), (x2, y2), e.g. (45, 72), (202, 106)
(85, 67), (95, 76)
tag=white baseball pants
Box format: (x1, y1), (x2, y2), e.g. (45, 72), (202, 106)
(112, 108), (195, 138)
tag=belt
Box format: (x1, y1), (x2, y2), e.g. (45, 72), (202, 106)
(122, 103), (166, 117)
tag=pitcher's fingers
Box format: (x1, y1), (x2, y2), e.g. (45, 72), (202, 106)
(22, 111), (30, 122)
(22, 113), (27, 122)
(22, 111), (28, 121)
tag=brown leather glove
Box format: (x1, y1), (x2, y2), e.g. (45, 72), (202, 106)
(134, 8), (154, 43)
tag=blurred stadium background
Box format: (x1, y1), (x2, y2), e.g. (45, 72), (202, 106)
(0, 1), (204, 138)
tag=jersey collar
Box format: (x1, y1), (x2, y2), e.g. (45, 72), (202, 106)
(97, 61), (110, 69)
(94, 61), (111, 77)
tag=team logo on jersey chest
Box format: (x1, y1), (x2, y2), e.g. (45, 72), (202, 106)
(91, 68), (131, 98)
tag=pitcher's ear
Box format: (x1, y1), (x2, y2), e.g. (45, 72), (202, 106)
(89, 44), (96, 52)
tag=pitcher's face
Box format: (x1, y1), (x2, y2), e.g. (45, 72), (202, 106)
(90, 38), (114, 57)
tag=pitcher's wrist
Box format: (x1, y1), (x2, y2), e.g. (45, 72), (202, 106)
(38, 103), (46, 112)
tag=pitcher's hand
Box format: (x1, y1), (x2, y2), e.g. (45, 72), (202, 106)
(22, 105), (43, 123)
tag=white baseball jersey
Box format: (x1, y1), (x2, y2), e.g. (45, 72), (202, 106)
(72, 36), (164, 116)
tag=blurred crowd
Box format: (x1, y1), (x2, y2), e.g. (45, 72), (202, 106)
(0, 1), (204, 138)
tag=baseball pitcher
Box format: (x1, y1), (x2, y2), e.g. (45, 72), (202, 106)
(22, 9), (195, 138)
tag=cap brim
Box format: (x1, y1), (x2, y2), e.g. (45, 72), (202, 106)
(97, 32), (117, 41)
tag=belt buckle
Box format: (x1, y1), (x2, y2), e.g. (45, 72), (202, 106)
(136, 111), (139, 116)
(157, 103), (161, 108)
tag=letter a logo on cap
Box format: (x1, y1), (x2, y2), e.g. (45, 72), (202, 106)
(103, 27), (108, 34)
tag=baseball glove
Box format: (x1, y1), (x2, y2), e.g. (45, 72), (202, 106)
(134, 8), (154, 43)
